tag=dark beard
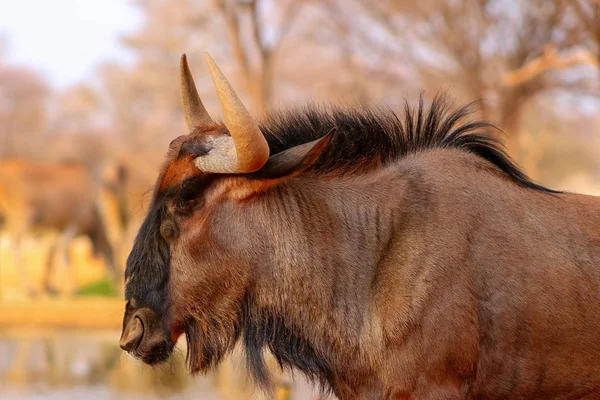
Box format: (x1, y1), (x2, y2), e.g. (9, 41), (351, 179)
(184, 313), (241, 374)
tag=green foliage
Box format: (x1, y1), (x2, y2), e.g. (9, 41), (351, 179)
(76, 277), (119, 297)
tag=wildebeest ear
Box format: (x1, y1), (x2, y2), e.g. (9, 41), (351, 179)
(253, 129), (334, 179)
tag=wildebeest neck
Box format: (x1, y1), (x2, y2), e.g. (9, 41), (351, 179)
(244, 170), (417, 389)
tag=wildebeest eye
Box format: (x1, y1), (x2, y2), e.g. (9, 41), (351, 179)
(160, 220), (178, 242)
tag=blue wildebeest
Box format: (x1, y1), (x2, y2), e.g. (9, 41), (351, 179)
(119, 53), (600, 399)
(0, 158), (127, 295)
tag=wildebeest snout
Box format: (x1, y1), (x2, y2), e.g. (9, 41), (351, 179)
(119, 314), (143, 351)
(119, 307), (174, 364)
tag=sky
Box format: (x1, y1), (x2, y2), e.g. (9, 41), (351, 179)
(0, 1), (141, 89)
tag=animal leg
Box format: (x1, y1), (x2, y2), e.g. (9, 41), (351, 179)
(42, 238), (60, 295)
(43, 228), (77, 296)
(59, 228), (78, 296)
(13, 234), (38, 297)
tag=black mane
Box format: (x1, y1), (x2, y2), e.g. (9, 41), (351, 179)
(259, 94), (555, 193)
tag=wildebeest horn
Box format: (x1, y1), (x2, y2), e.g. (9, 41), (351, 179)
(197, 53), (270, 174)
(180, 54), (214, 131)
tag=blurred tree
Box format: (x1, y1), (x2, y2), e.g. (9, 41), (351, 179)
(324, 0), (592, 175)
(214, 0), (302, 111)
(0, 64), (50, 158)
(570, 0), (600, 64)
(99, 63), (151, 150)
(503, 44), (598, 88)
(504, 0), (599, 89)
(53, 83), (104, 135)
(333, 0), (578, 133)
(100, 0), (208, 150)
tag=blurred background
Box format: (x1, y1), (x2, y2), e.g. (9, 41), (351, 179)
(0, 0), (598, 399)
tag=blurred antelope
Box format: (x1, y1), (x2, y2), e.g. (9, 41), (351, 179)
(0, 158), (128, 296)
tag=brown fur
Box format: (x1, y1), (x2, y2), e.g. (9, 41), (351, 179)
(121, 101), (600, 399)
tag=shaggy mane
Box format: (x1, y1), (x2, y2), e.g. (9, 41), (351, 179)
(259, 94), (555, 192)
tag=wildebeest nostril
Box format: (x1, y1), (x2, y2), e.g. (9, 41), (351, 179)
(119, 316), (144, 351)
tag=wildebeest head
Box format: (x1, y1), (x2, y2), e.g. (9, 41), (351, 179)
(119, 54), (331, 368)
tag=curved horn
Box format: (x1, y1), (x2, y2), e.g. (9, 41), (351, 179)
(199, 52), (269, 173)
(180, 54), (214, 131)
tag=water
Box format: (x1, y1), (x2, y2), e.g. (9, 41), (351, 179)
(0, 328), (222, 399)
(0, 328), (319, 399)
